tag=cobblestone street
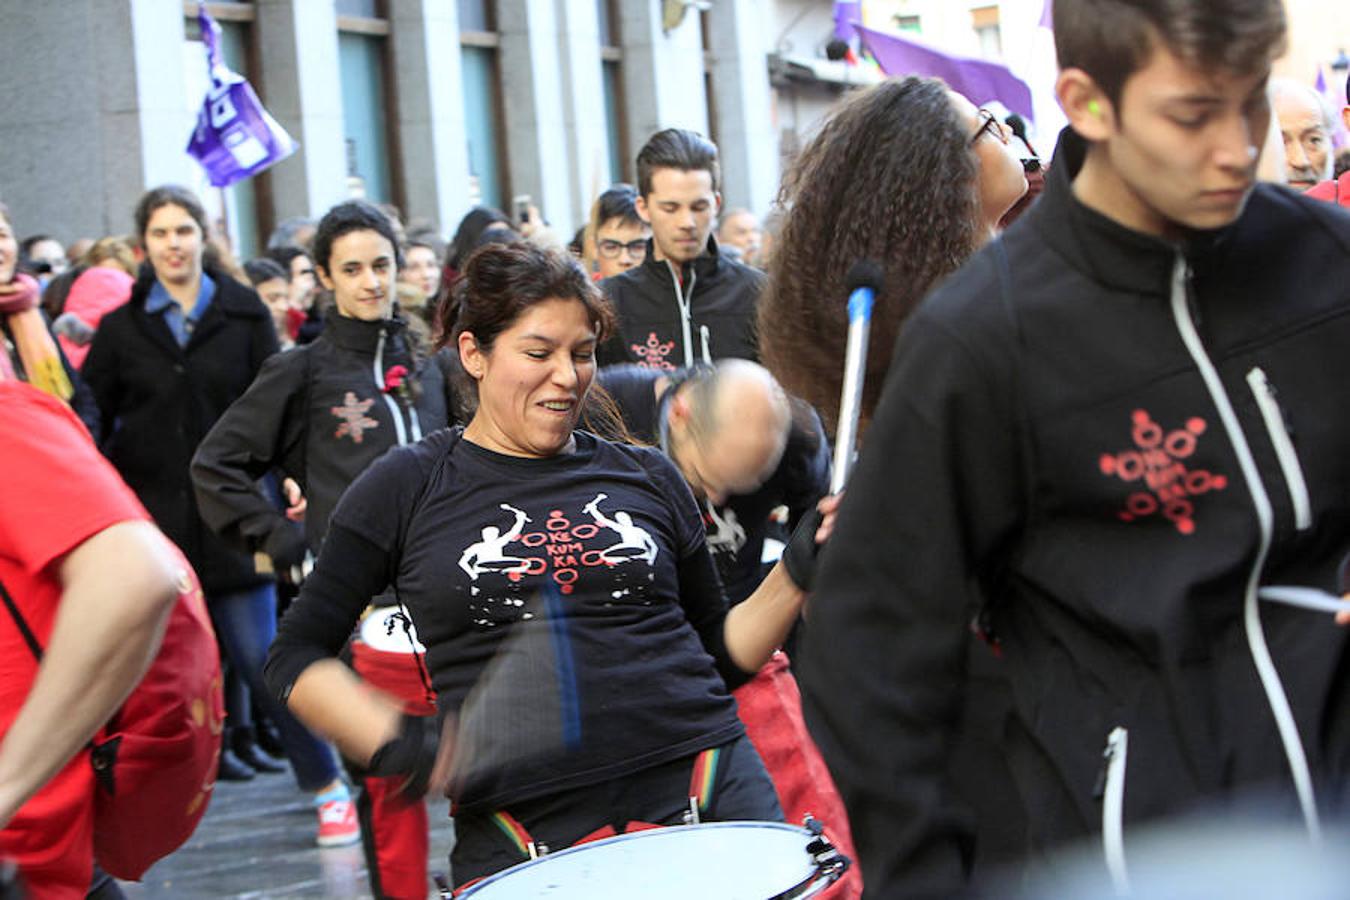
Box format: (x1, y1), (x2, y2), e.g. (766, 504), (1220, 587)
(119, 770), (455, 899)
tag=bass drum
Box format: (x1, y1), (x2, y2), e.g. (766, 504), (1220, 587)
(457, 821), (849, 899)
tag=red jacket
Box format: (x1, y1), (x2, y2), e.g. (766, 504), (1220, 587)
(1305, 171), (1350, 207)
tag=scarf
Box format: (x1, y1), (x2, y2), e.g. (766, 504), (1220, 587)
(0, 273), (74, 401)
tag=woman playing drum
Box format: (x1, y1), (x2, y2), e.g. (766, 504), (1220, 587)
(265, 242), (807, 888)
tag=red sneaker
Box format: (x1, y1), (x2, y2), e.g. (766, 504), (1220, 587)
(316, 796), (360, 847)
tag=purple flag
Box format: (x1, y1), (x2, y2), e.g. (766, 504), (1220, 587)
(186, 7), (297, 188)
(1039, 0), (1054, 29)
(856, 24), (1035, 121)
(834, 2), (862, 43)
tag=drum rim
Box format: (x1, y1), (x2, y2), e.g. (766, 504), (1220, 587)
(458, 821), (821, 896)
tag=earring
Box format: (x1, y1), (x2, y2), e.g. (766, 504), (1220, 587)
(1088, 99), (1102, 118)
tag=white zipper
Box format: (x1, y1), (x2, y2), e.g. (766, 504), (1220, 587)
(1167, 256), (1321, 844)
(373, 326), (409, 446)
(1245, 367), (1311, 531)
(1097, 726), (1129, 896)
(667, 261), (695, 369)
(699, 324), (712, 366)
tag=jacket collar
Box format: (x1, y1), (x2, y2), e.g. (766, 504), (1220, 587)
(637, 233), (728, 287)
(323, 310), (406, 353)
(1029, 128), (1240, 296)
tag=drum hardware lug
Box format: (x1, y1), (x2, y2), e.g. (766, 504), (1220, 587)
(802, 813), (823, 835)
(433, 872), (452, 898)
(682, 796), (702, 825)
(526, 840), (550, 859)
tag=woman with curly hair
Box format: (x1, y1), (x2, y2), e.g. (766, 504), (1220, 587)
(759, 76), (1027, 434)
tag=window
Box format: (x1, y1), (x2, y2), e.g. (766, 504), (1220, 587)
(460, 2), (507, 210)
(972, 6), (1002, 59)
(894, 15), (922, 34)
(598, 0), (628, 184)
(335, 3), (395, 205)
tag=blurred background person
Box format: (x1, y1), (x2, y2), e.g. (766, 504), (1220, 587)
(716, 208), (764, 268)
(1271, 77), (1334, 191)
(586, 184), (649, 281)
(82, 185), (357, 848)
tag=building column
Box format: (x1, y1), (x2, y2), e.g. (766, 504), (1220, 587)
(388, 0), (473, 235)
(0, 0), (195, 240)
(498, 0), (576, 234)
(255, 0), (348, 221)
(554, 0), (613, 228)
(704, 0), (779, 216)
(618, 2), (710, 147)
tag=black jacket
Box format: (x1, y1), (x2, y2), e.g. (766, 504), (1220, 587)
(799, 128), (1350, 896)
(192, 313), (453, 558)
(598, 236), (762, 369)
(82, 268), (279, 594)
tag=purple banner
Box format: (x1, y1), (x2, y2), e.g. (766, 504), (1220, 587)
(856, 24), (1035, 122)
(186, 7), (297, 188)
(833, 2), (862, 43)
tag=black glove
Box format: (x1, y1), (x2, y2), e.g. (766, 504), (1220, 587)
(782, 505), (824, 593)
(367, 713), (439, 800)
(262, 521), (308, 573)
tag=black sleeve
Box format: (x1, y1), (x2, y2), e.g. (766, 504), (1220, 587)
(797, 311), (1025, 896)
(263, 522), (394, 703)
(264, 435), (441, 702)
(192, 349), (309, 553)
(779, 401), (832, 531)
(597, 364), (664, 443)
(643, 449), (753, 690)
(80, 315), (122, 447)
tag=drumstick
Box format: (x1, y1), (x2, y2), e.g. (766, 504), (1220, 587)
(830, 261), (884, 494)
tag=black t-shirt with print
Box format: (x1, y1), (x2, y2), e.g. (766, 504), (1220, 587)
(267, 427), (747, 812)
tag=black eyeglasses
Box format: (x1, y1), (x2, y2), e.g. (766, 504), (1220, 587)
(597, 238), (648, 260)
(969, 109), (1009, 147)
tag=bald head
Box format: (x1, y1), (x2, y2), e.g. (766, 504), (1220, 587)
(669, 360), (791, 505)
(718, 209), (763, 262)
(1271, 78), (1334, 189)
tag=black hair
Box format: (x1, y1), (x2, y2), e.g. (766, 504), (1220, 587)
(446, 206), (516, 271)
(311, 200), (404, 275)
(1054, 0), (1286, 108)
(243, 257), (288, 286)
(594, 184), (643, 229)
(134, 185), (209, 243)
(636, 129), (720, 196)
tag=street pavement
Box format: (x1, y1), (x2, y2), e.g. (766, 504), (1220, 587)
(119, 769), (455, 899)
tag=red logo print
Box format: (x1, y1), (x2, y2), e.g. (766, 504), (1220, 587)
(1099, 409), (1228, 535)
(632, 332), (676, 370)
(331, 391), (379, 443)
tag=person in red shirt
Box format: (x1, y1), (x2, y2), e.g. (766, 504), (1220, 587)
(1304, 72), (1350, 208)
(0, 382), (183, 899)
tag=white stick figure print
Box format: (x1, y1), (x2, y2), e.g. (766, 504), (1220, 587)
(582, 493), (659, 565)
(459, 503), (533, 580)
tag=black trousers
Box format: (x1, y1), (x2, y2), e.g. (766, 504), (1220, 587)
(450, 735), (782, 888)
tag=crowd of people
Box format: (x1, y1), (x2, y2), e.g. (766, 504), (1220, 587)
(3, 0), (1350, 897)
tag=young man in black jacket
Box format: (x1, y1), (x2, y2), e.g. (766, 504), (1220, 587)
(800, 0), (1350, 895)
(598, 129), (763, 369)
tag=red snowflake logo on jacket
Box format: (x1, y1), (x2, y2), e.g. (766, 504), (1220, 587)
(332, 391), (379, 443)
(632, 332), (676, 370)
(1099, 409), (1228, 535)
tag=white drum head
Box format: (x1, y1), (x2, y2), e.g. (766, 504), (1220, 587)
(359, 605), (426, 653)
(460, 822), (824, 899)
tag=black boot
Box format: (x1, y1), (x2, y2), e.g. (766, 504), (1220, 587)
(232, 725), (288, 774)
(217, 743), (256, 782)
(255, 717), (286, 760)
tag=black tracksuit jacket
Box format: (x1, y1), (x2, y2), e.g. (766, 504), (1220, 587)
(799, 128), (1350, 897)
(598, 236), (762, 369)
(191, 313), (451, 558)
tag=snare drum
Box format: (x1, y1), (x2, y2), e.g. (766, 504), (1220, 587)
(457, 821), (849, 899)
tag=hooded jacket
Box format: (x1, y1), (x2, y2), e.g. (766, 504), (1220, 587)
(192, 312), (452, 558)
(83, 267), (278, 594)
(799, 128), (1350, 896)
(598, 235), (762, 369)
